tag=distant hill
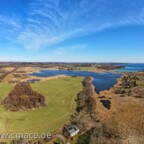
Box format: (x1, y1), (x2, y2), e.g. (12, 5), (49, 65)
(1, 82), (46, 111)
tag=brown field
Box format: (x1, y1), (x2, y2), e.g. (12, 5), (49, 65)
(96, 87), (144, 143)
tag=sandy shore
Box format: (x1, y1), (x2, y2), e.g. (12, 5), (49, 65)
(21, 74), (68, 82)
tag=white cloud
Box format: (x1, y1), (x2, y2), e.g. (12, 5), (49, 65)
(54, 44), (86, 55)
(0, 15), (22, 41)
(0, 0), (144, 50)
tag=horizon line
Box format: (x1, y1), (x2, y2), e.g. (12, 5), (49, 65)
(0, 61), (144, 64)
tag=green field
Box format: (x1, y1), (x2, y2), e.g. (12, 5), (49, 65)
(0, 73), (3, 77)
(76, 66), (96, 70)
(0, 77), (83, 137)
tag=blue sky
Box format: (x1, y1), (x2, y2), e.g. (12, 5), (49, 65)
(0, 0), (144, 62)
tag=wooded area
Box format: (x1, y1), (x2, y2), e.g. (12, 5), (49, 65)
(2, 82), (46, 111)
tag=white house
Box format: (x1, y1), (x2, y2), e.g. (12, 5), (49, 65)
(64, 125), (80, 137)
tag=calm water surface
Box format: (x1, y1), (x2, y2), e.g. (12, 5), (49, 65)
(30, 70), (122, 93)
(115, 63), (144, 72)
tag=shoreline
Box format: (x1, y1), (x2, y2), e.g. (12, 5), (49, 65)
(23, 69), (123, 95)
(24, 67), (122, 74)
(21, 74), (68, 82)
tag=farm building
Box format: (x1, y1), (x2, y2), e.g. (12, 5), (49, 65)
(63, 125), (80, 138)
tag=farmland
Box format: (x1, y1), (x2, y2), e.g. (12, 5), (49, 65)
(0, 77), (83, 141)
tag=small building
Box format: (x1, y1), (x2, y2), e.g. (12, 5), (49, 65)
(63, 125), (80, 138)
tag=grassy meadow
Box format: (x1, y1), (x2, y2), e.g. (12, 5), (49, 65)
(76, 66), (96, 71)
(0, 77), (83, 139)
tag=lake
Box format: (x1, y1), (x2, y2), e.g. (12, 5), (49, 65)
(30, 70), (121, 93)
(115, 63), (144, 72)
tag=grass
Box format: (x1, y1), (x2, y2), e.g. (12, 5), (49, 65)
(3, 73), (14, 82)
(76, 66), (95, 71)
(0, 82), (13, 101)
(0, 73), (3, 77)
(0, 77), (83, 139)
